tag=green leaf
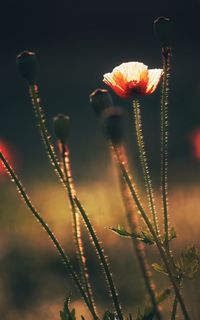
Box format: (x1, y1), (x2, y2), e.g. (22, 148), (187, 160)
(139, 231), (155, 245)
(152, 263), (168, 276)
(168, 227), (176, 241)
(135, 288), (171, 320)
(176, 246), (200, 279)
(162, 227), (176, 246)
(110, 226), (155, 245)
(156, 287), (171, 304)
(135, 308), (143, 320)
(136, 307), (154, 320)
(110, 225), (133, 238)
(60, 297), (76, 320)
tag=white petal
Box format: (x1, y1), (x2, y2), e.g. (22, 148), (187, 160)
(113, 62), (148, 82)
(103, 72), (117, 86)
(146, 69), (163, 94)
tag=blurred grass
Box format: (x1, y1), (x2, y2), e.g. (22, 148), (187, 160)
(0, 163), (200, 319)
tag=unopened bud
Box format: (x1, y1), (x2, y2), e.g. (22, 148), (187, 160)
(16, 51), (37, 84)
(102, 107), (124, 145)
(154, 16), (172, 46)
(89, 88), (113, 117)
(53, 114), (70, 144)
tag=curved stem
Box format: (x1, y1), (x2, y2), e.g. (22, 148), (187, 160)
(29, 84), (64, 182)
(60, 143), (97, 318)
(133, 99), (160, 236)
(74, 197), (123, 320)
(111, 144), (162, 320)
(112, 145), (190, 320)
(0, 151), (96, 319)
(28, 83), (123, 320)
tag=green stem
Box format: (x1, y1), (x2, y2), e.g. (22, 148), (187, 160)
(171, 278), (182, 320)
(112, 145), (161, 320)
(171, 296), (178, 320)
(133, 99), (159, 236)
(0, 151), (97, 319)
(112, 145), (190, 320)
(160, 46), (171, 249)
(74, 197), (123, 320)
(28, 83), (123, 319)
(29, 84), (64, 182)
(61, 143), (97, 318)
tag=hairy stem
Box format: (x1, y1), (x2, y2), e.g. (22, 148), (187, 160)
(171, 296), (178, 320)
(112, 145), (190, 320)
(28, 83), (123, 319)
(171, 278), (182, 320)
(74, 197), (123, 320)
(111, 144), (162, 320)
(60, 143), (97, 317)
(133, 99), (160, 235)
(160, 46), (171, 249)
(29, 84), (64, 182)
(0, 151), (97, 319)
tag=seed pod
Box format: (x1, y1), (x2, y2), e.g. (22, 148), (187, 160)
(16, 51), (37, 84)
(102, 107), (124, 145)
(89, 88), (113, 117)
(154, 16), (172, 46)
(53, 114), (70, 144)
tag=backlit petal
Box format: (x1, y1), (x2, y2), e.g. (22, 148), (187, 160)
(103, 62), (162, 98)
(113, 62), (147, 82)
(145, 69), (163, 94)
(103, 72), (127, 97)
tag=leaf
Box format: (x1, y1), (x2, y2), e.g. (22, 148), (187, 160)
(139, 231), (155, 245)
(110, 225), (133, 238)
(135, 308), (144, 320)
(144, 287), (171, 316)
(60, 297), (76, 320)
(136, 307), (154, 320)
(168, 227), (176, 241)
(162, 227), (176, 246)
(156, 287), (171, 304)
(176, 246), (200, 279)
(135, 288), (171, 320)
(152, 263), (168, 276)
(110, 226), (155, 245)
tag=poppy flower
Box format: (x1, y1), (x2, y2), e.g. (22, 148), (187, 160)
(103, 62), (163, 98)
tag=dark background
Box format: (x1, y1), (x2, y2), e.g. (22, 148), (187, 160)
(1, 0), (200, 177)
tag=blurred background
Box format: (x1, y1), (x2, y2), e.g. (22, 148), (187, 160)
(1, 0), (200, 319)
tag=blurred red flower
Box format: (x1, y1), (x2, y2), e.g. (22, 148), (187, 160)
(0, 139), (11, 176)
(103, 62), (162, 98)
(188, 127), (200, 161)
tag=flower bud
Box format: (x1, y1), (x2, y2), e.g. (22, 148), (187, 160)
(53, 114), (70, 144)
(89, 88), (113, 117)
(102, 107), (124, 145)
(16, 51), (37, 84)
(154, 16), (172, 46)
